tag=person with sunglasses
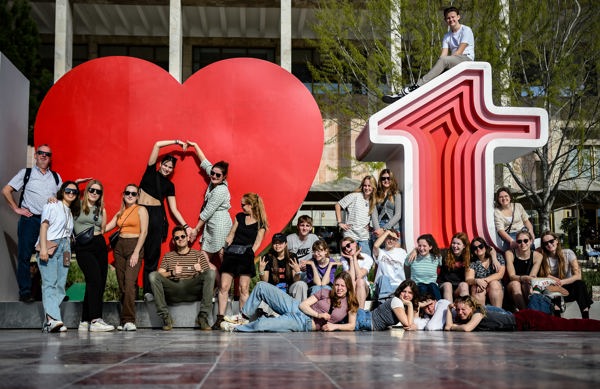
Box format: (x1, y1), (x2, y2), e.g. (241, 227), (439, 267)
(138, 140), (192, 302)
(466, 237), (505, 308)
(105, 184), (149, 331)
(540, 231), (593, 319)
(3, 144), (62, 303)
(504, 229), (545, 311)
(72, 180), (114, 332)
(187, 141), (232, 292)
(371, 169), (402, 249)
(371, 229), (407, 305)
(148, 225), (216, 330)
(37, 181), (79, 332)
(339, 236), (373, 309)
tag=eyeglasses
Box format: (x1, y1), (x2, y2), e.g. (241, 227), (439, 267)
(516, 239), (530, 244)
(210, 170), (223, 178)
(64, 188), (79, 195)
(88, 188), (103, 195)
(241, 203), (248, 207)
(123, 191), (138, 197)
(36, 150), (52, 157)
(380, 176), (391, 181)
(543, 238), (556, 246)
(472, 244), (485, 250)
(173, 234), (187, 241)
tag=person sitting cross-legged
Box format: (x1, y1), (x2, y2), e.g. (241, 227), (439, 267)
(149, 225), (216, 330)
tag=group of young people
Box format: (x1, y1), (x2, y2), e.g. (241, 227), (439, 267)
(4, 140), (269, 333)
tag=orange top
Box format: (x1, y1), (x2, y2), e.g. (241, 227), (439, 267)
(118, 205), (141, 235)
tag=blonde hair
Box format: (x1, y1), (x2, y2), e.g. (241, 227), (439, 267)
(243, 193), (269, 230)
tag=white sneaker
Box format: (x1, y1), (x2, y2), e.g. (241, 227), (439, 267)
(117, 322), (136, 331)
(59, 325), (68, 332)
(90, 319), (115, 332)
(43, 319), (64, 333)
(144, 293), (154, 302)
(223, 314), (249, 325)
(78, 321), (90, 331)
(220, 321), (239, 332)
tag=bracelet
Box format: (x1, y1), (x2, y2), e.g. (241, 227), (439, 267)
(259, 271), (265, 276)
(174, 140), (179, 145)
(170, 270), (175, 277)
(183, 224), (189, 229)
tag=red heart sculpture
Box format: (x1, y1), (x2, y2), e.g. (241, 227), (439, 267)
(34, 56), (324, 255)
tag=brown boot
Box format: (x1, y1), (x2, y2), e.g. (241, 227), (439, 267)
(211, 314), (224, 330)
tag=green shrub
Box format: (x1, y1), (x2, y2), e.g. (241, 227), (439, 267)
(583, 270), (600, 296)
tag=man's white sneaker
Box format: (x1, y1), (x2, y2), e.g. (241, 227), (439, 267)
(78, 321), (90, 331)
(220, 321), (239, 332)
(43, 319), (64, 333)
(59, 325), (68, 332)
(223, 314), (249, 325)
(90, 319), (115, 332)
(117, 322), (137, 331)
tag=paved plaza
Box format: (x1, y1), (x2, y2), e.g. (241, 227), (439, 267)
(0, 329), (599, 388)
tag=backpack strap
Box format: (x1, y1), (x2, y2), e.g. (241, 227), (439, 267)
(18, 168), (32, 208)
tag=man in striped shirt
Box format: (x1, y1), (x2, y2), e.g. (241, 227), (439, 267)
(149, 225), (216, 330)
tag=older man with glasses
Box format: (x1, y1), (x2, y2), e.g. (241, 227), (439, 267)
(3, 144), (62, 302)
(148, 225), (216, 330)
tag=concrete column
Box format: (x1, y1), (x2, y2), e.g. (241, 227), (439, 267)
(280, 0), (292, 72)
(169, 0), (183, 82)
(54, 0), (73, 82)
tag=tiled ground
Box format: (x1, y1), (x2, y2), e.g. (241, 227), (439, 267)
(0, 329), (599, 388)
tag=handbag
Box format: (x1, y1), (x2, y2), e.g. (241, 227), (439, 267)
(225, 244), (250, 255)
(108, 230), (120, 249)
(35, 240), (58, 257)
(74, 226), (95, 246)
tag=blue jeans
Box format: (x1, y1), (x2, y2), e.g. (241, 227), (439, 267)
(355, 308), (373, 331)
(417, 282), (441, 300)
(37, 237), (70, 321)
(357, 240), (371, 257)
(17, 215), (41, 297)
(237, 282), (313, 332)
(309, 284), (331, 296)
(374, 275), (396, 303)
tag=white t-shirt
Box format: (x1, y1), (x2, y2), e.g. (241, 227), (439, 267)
(443, 25), (475, 60)
(37, 201), (73, 243)
(548, 249), (577, 279)
(374, 247), (407, 287)
(286, 233), (320, 261)
(341, 253), (374, 284)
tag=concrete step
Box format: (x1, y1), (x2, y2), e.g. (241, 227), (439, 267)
(0, 299), (240, 329)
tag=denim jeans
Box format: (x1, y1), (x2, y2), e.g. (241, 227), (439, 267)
(374, 275), (396, 303)
(355, 308), (373, 331)
(237, 282), (312, 332)
(357, 240), (372, 257)
(309, 284), (331, 296)
(17, 215), (41, 297)
(417, 282), (442, 301)
(37, 237), (70, 321)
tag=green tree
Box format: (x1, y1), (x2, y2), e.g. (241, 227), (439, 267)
(0, 0), (51, 144)
(309, 0), (600, 231)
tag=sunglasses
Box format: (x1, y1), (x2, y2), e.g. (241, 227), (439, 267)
(88, 188), (103, 195)
(516, 239), (530, 244)
(380, 176), (391, 181)
(210, 170), (223, 178)
(343, 242), (353, 250)
(64, 188), (79, 195)
(123, 190), (138, 197)
(36, 150), (52, 157)
(543, 238), (556, 246)
(241, 203), (248, 207)
(472, 243), (485, 250)
(173, 234), (187, 241)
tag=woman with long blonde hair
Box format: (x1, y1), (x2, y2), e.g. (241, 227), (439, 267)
(213, 192), (268, 329)
(335, 175), (377, 256)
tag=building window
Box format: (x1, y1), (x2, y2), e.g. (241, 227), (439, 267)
(567, 146), (600, 180)
(192, 47), (276, 72)
(98, 45), (169, 70)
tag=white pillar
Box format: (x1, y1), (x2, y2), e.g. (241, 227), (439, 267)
(54, 0), (73, 82)
(169, 0), (183, 82)
(389, 4), (402, 89)
(280, 0), (292, 72)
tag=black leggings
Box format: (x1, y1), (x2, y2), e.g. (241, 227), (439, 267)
(142, 205), (165, 294)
